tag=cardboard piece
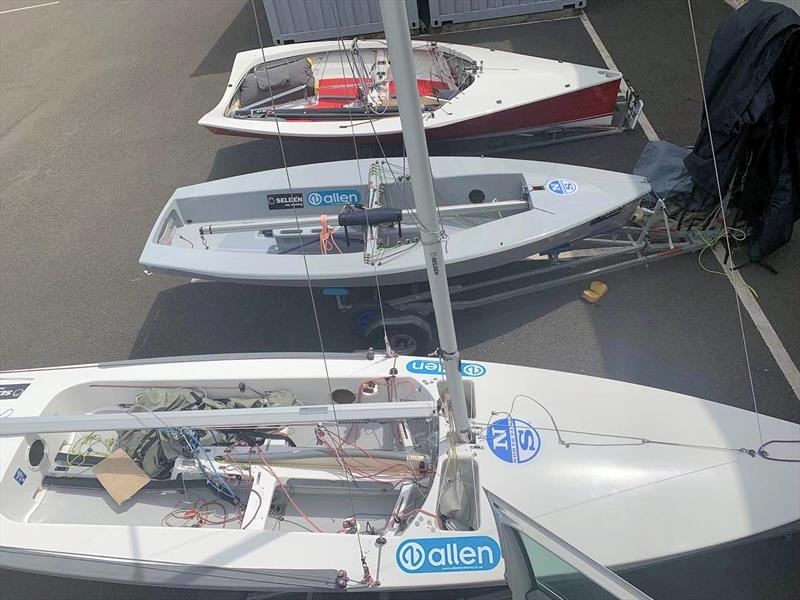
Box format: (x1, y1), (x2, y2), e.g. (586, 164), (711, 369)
(92, 448), (150, 505)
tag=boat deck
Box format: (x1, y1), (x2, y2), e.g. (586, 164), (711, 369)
(1, 0), (797, 599)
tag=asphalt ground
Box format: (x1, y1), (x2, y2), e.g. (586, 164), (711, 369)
(0, 1), (798, 599)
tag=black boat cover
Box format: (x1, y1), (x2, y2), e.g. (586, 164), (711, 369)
(239, 56), (314, 109)
(684, 0), (800, 261)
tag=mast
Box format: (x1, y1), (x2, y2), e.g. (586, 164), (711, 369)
(379, 0), (470, 443)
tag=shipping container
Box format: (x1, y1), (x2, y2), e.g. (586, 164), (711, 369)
(427, 0), (586, 28)
(262, 0), (420, 45)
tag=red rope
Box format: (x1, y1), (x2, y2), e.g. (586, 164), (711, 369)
(256, 446), (324, 533)
(319, 214), (342, 255)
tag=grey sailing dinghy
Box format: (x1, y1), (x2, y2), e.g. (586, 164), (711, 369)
(139, 156), (651, 287)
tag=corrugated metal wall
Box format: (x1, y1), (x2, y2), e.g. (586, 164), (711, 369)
(428, 0), (586, 27)
(262, 0), (420, 45)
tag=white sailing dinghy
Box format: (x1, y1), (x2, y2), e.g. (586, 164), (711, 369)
(1, 354), (798, 592)
(199, 39), (624, 142)
(139, 156), (650, 287)
(1, 1), (798, 596)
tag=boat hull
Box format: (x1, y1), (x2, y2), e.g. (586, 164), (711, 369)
(139, 156), (649, 287)
(3, 521), (797, 592)
(198, 40), (622, 142)
(1, 354), (798, 592)
(203, 90), (618, 143)
(144, 203), (637, 288)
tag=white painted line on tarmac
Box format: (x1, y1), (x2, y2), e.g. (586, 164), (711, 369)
(581, 7), (800, 400)
(0, 1), (59, 15)
(579, 12), (660, 142)
(713, 246), (800, 398)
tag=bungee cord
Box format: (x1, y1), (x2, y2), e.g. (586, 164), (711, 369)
(696, 225), (760, 297)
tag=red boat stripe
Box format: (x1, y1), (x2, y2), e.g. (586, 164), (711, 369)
(428, 79), (621, 140)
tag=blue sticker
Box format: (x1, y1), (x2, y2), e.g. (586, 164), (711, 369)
(306, 189), (362, 207)
(397, 536), (501, 573)
(13, 468), (27, 486)
(407, 359), (487, 377)
(486, 417), (541, 464)
(546, 179), (578, 195)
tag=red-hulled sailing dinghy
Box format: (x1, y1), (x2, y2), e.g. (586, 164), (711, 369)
(199, 39), (623, 142)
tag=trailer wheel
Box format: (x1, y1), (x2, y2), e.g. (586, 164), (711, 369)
(347, 302), (381, 335)
(364, 315), (433, 356)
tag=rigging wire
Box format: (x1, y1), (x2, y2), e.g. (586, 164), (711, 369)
(322, 11), (394, 580)
(493, 394), (757, 456)
(686, 0), (764, 446)
(328, 1), (394, 356)
(488, 393), (799, 462)
(249, 0), (371, 575)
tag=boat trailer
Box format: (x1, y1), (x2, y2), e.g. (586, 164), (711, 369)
(323, 199), (720, 354)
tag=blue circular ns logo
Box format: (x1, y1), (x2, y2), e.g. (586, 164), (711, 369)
(486, 417), (541, 464)
(546, 179), (578, 195)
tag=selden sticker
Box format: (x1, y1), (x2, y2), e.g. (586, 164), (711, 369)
(546, 179), (578, 195)
(13, 468), (27, 486)
(306, 189), (362, 207)
(486, 417), (541, 464)
(397, 536), (501, 573)
(0, 383), (29, 400)
(267, 193), (304, 210)
(406, 359), (487, 377)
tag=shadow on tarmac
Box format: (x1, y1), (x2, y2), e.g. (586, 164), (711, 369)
(205, 138), (394, 181)
(191, 1), (261, 78)
(127, 271), (573, 362)
(128, 282), (360, 359)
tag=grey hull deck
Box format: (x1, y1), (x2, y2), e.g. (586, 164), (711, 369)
(140, 157), (650, 287)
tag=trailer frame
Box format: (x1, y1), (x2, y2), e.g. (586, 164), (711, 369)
(323, 200), (719, 354)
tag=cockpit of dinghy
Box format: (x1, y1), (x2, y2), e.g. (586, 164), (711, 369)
(154, 166), (532, 262)
(226, 44), (477, 121)
(0, 376), (467, 538)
